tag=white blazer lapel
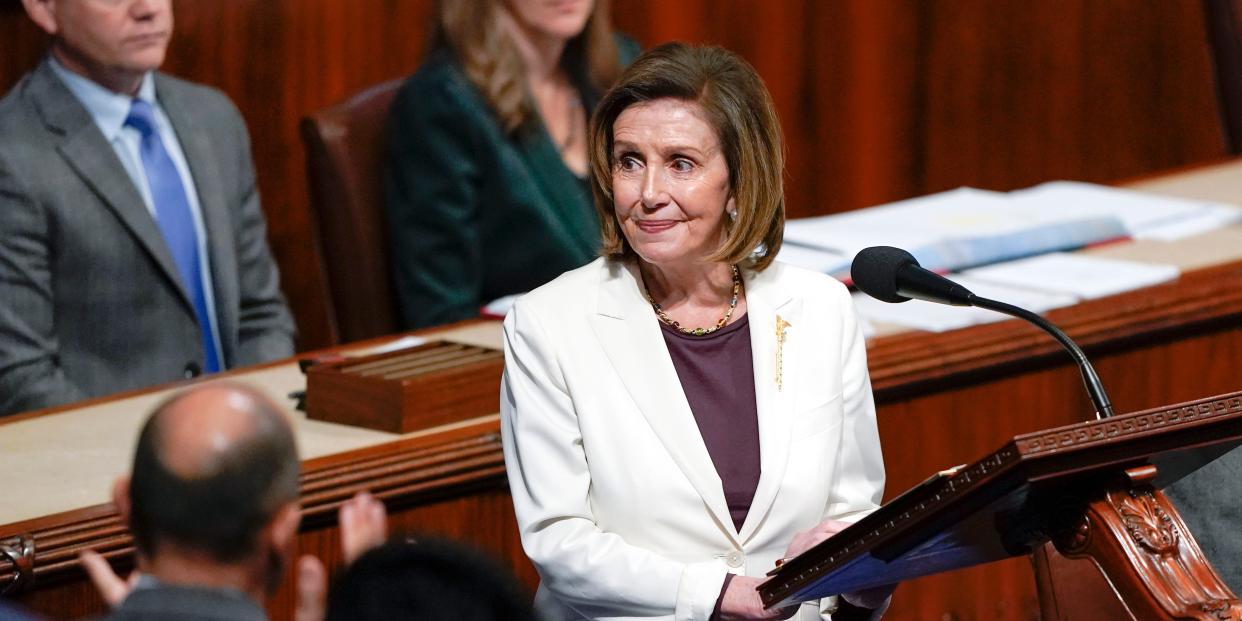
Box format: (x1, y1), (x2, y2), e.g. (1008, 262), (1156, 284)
(739, 264), (798, 543)
(587, 262), (738, 539)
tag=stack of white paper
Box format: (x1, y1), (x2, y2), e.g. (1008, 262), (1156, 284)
(779, 180), (1241, 281)
(784, 188), (1010, 257)
(782, 187), (1128, 275)
(482, 293), (522, 319)
(962, 253), (1180, 300)
(854, 254), (1180, 334)
(773, 244), (849, 276)
(851, 275), (1079, 333)
(1007, 181), (1242, 241)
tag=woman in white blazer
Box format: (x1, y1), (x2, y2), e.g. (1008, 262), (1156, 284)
(500, 43), (888, 621)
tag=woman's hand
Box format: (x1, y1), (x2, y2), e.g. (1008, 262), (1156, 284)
(783, 519), (851, 562)
(715, 576), (798, 621)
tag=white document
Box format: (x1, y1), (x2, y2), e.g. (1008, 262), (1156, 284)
(1008, 181), (1242, 241)
(774, 243), (850, 276)
(783, 188), (1012, 256)
(1138, 204), (1242, 241)
(851, 276), (1078, 333)
(962, 253), (1180, 300)
(782, 187), (1126, 272)
(358, 335), (427, 356)
(482, 293), (523, 319)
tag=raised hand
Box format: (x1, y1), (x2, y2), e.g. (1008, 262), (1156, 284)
(79, 549), (141, 607)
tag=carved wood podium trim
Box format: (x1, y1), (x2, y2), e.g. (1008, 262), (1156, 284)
(1051, 466), (1242, 621)
(0, 534), (34, 596)
(761, 390), (1242, 613)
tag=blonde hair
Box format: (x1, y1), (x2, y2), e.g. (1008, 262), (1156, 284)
(589, 43), (786, 271)
(433, 0), (622, 133)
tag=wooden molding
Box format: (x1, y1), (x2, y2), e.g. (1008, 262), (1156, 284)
(0, 419), (505, 594)
(1021, 395), (1242, 455)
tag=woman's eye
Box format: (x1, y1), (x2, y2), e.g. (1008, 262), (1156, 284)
(616, 155), (641, 171)
(671, 159), (694, 173)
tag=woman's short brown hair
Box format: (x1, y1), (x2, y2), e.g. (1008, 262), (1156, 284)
(589, 42), (785, 271)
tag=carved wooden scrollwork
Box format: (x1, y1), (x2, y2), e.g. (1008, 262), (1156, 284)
(1201, 598), (1236, 621)
(1117, 491), (1179, 555)
(1051, 466), (1242, 620)
(0, 534), (35, 596)
(1051, 508), (1091, 555)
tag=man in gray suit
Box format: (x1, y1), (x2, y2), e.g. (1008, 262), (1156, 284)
(0, 0), (295, 417)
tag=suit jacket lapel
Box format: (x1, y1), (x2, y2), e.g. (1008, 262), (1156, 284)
(31, 61), (193, 311)
(587, 262), (738, 541)
(156, 75), (238, 362)
(739, 265), (798, 543)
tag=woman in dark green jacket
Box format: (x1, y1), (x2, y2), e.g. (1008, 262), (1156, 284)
(386, 0), (640, 329)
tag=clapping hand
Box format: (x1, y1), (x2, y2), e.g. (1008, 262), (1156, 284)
(79, 549), (141, 607)
(295, 491), (389, 621)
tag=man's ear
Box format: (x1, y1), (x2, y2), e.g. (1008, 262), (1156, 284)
(111, 477), (131, 525)
(20, 0), (59, 36)
(267, 502), (301, 553)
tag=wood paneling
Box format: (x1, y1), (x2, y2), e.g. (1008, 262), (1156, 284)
(0, 1), (1228, 350)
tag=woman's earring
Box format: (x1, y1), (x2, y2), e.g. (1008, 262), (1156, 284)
(728, 209), (738, 222)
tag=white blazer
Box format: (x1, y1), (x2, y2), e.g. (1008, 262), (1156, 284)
(500, 258), (885, 621)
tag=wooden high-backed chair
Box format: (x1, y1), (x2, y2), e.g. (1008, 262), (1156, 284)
(301, 80), (404, 345)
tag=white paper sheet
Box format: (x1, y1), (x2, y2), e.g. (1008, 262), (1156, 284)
(851, 276), (1078, 333)
(1008, 181), (1242, 240)
(482, 293), (522, 319)
(782, 187), (1127, 273)
(962, 253), (1180, 300)
(782, 188), (1012, 255)
(358, 335), (428, 355)
(774, 243), (850, 275)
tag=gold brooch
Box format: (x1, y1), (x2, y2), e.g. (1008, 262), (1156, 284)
(775, 315), (791, 391)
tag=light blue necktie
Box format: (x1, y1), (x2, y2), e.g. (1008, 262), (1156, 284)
(125, 99), (220, 373)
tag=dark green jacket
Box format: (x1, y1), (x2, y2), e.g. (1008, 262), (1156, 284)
(386, 38), (641, 329)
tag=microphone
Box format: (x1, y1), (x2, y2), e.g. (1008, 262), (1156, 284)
(852, 246), (1115, 419)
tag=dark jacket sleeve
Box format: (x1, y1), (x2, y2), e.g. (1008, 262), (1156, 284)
(385, 68), (487, 329)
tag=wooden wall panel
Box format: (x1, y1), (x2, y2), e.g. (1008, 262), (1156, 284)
(0, 1), (1227, 350)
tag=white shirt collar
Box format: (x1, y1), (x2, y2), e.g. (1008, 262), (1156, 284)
(48, 56), (158, 141)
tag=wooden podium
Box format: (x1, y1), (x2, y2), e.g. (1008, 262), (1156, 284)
(760, 391), (1242, 620)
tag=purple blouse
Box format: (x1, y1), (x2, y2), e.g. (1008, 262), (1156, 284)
(658, 314), (761, 532)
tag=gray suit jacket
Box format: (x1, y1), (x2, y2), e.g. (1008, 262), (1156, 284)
(101, 584), (267, 621)
(0, 59), (295, 416)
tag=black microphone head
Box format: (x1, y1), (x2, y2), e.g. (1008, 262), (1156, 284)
(851, 246), (919, 303)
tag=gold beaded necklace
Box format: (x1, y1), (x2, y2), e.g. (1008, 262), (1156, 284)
(644, 265), (742, 336)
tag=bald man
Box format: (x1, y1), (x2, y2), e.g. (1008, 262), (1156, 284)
(98, 384), (301, 621)
(79, 384), (390, 621)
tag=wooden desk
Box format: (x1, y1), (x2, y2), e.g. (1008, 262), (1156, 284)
(4, 160), (1242, 620)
